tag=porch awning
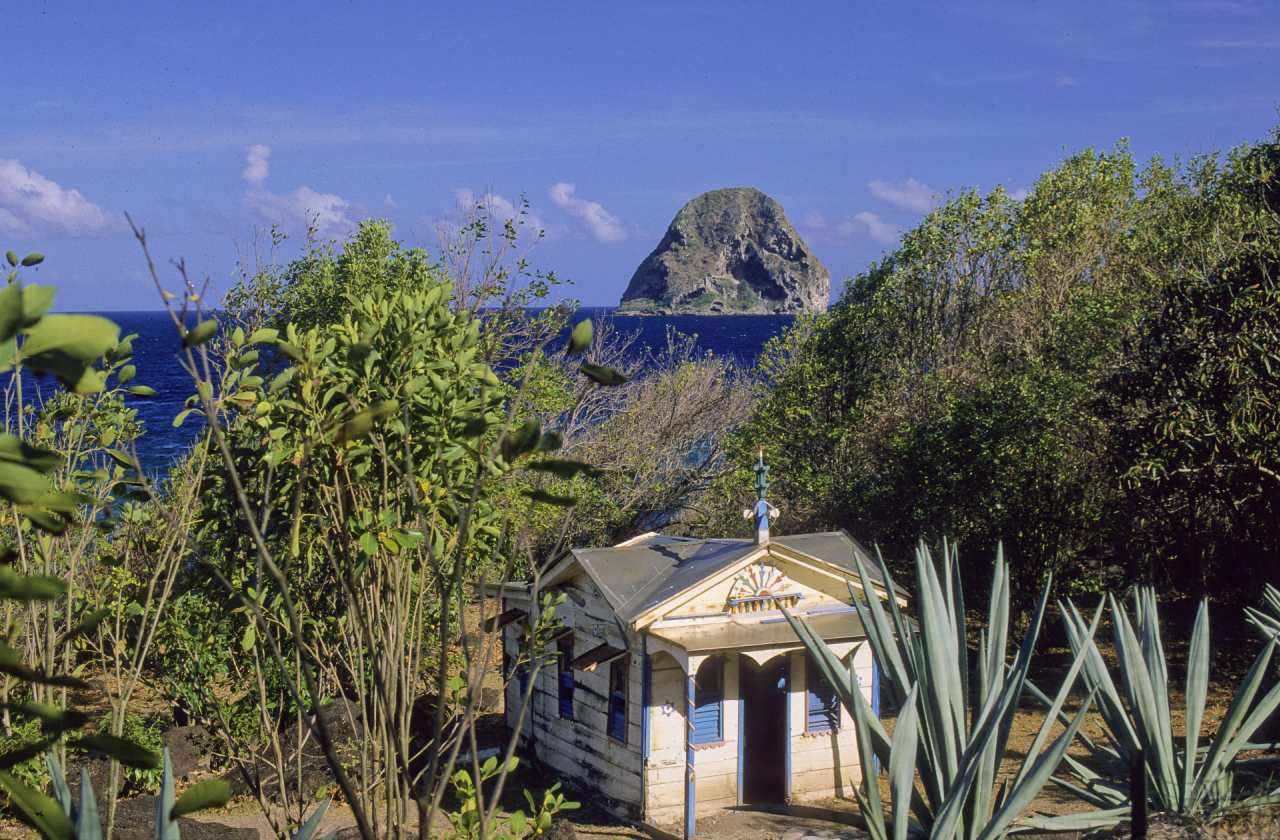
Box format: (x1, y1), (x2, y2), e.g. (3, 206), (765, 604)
(647, 609), (866, 655)
(482, 608), (526, 632)
(570, 642), (628, 672)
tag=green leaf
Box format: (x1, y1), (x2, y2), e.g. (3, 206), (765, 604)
(567, 319), (592, 355)
(1, 701), (89, 735)
(276, 341), (305, 362)
(20, 253), (44, 267)
(0, 567), (67, 600)
(20, 285), (56, 325)
(4, 252), (16, 267)
(170, 778), (232, 819)
(127, 385), (157, 397)
(0, 434), (60, 472)
(578, 362), (627, 387)
(333, 401), (399, 444)
(60, 608), (111, 644)
(0, 770), (73, 840)
(71, 733), (161, 769)
(105, 449), (135, 471)
(248, 327), (279, 344)
(501, 419), (541, 461)
(0, 283), (23, 344)
(117, 364), (136, 384)
(182, 319), (218, 347)
(523, 489), (577, 507)
(21, 314), (119, 362)
(527, 459), (600, 479)
(293, 800), (331, 840)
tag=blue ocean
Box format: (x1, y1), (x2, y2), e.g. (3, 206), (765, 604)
(87, 309), (793, 475)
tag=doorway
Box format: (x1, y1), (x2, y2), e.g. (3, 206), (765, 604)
(739, 654), (789, 804)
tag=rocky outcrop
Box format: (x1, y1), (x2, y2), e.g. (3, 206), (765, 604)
(618, 187), (829, 315)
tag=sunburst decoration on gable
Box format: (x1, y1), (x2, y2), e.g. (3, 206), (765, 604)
(725, 562), (801, 614)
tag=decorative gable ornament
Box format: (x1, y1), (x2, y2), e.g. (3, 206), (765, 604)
(724, 562), (801, 614)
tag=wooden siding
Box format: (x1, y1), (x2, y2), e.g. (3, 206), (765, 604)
(502, 573), (645, 819)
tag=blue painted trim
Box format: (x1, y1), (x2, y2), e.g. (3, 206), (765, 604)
(783, 657), (792, 802)
(641, 637), (650, 816)
(736, 656), (744, 806)
(871, 656), (881, 717)
(871, 656), (882, 774)
(685, 670), (696, 839)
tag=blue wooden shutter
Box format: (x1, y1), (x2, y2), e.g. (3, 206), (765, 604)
(608, 657), (628, 742)
(691, 658), (723, 744)
(557, 636), (574, 719)
(806, 655), (839, 732)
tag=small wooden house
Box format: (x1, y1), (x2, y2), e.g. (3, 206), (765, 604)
(494, 460), (899, 837)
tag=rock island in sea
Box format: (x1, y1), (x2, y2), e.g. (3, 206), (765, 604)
(618, 186), (829, 315)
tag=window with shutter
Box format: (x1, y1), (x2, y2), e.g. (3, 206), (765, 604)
(691, 656), (723, 744)
(607, 656), (629, 742)
(805, 654), (840, 732)
(557, 635), (574, 719)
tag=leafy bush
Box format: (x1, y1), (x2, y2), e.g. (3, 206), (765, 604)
(94, 713), (164, 795)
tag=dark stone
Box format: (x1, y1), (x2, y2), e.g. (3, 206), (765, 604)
(619, 187), (829, 315)
(545, 818), (578, 840)
(163, 724), (215, 780)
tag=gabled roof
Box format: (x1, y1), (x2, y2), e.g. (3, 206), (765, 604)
(559, 530), (894, 626)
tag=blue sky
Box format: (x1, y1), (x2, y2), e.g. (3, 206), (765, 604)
(3, 1), (1278, 310)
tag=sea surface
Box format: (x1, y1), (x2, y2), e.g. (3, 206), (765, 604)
(62, 309), (793, 475)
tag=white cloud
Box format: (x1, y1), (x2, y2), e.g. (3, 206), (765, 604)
(0, 159), (119, 237)
(801, 210), (828, 229)
(240, 145), (352, 236)
(547, 182), (627, 243)
(242, 144), (270, 187)
(837, 212), (901, 245)
(867, 177), (939, 214)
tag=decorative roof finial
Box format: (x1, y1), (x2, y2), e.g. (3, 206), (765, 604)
(744, 448), (780, 546)
(754, 448), (769, 502)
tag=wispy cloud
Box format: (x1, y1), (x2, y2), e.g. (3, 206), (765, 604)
(1195, 37), (1280, 48)
(868, 177), (939, 214)
(0, 159), (120, 237)
(838, 211), (901, 245)
(548, 182), (627, 243)
(240, 145), (353, 236)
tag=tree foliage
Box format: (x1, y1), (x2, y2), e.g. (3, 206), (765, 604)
(719, 133), (1280, 601)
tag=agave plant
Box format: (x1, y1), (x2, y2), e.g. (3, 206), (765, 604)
(1245, 583), (1280, 640)
(784, 541), (1099, 840)
(0, 748), (334, 840)
(1033, 590), (1280, 829)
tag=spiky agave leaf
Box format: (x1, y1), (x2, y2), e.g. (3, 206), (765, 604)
(1057, 589), (1280, 821)
(786, 542), (1098, 840)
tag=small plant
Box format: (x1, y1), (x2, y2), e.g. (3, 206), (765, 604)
(94, 713), (164, 795)
(1034, 590), (1280, 830)
(784, 541), (1098, 840)
(444, 755), (578, 839)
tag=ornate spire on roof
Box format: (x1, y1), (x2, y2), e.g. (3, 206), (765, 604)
(744, 449), (780, 545)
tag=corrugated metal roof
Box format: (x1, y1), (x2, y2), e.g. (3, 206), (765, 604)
(571, 529), (894, 625)
(773, 531), (898, 593)
(574, 538), (757, 624)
